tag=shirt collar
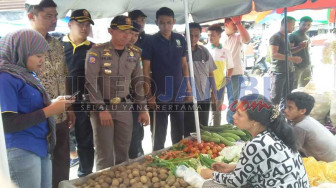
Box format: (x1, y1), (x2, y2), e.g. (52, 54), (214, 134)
(63, 34), (91, 53)
(210, 43), (222, 49)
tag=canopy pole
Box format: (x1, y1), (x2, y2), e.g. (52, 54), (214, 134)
(284, 8), (290, 95)
(183, 0), (201, 143)
(0, 106), (10, 180)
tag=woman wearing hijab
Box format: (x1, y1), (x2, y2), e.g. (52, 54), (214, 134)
(0, 29), (74, 188)
(200, 94), (309, 187)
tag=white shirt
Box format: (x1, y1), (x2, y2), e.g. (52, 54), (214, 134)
(223, 33), (244, 75)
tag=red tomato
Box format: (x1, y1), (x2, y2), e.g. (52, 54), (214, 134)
(212, 148), (218, 154)
(183, 147), (189, 152)
(207, 150), (213, 155)
(201, 149), (207, 154)
(198, 143), (204, 149)
(219, 144), (226, 148)
(205, 146), (210, 150)
(209, 142), (215, 145)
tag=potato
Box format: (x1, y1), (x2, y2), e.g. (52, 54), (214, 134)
(111, 178), (119, 186)
(173, 181), (181, 188)
(140, 170), (146, 176)
(115, 171), (121, 178)
(126, 169), (132, 174)
(104, 177), (112, 184)
(142, 185), (149, 188)
(130, 178), (137, 185)
(146, 181), (153, 188)
(159, 168), (168, 174)
(123, 178), (130, 186)
(166, 176), (176, 186)
(132, 162), (140, 166)
(94, 185), (101, 188)
(126, 165), (133, 170)
(101, 182), (109, 188)
(164, 185), (170, 188)
(132, 182), (143, 188)
(134, 176), (140, 182)
(171, 186), (177, 188)
(187, 186), (193, 188)
(101, 170), (108, 175)
(160, 181), (166, 186)
(128, 173), (134, 179)
(120, 172), (128, 179)
(153, 182), (161, 188)
(108, 171), (115, 178)
(118, 177), (123, 183)
(117, 166), (126, 172)
(152, 172), (158, 177)
(119, 184), (127, 188)
(179, 178), (189, 187)
(146, 172), (153, 178)
(145, 166), (153, 172)
(98, 178), (105, 184)
(140, 175), (148, 184)
(110, 186), (118, 188)
(152, 177), (159, 183)
(159, 173), (168, 180)
(132, 169), (140, 177)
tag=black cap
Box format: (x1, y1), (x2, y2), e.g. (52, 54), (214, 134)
(110, 15), (134, 30)
(132, 22), (141, 32)
(70, 9), (94, 25)
(128, 10), (147, 20)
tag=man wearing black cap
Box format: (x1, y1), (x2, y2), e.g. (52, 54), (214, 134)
(128, 9), (150, 48)
(85, 15), (149, 170)
(60, 9), (94, 177)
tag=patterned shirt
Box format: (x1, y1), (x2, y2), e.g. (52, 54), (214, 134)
(37, 34), (68, 123)
(213, 130), (309, 187)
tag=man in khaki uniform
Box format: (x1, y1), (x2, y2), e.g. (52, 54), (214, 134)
(85, 15), (149, 170)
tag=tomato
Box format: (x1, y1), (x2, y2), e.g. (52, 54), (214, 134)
(212, 148), (218, 154)
(183, 147), (189, 152)
(191, 147), (197, 152)
(209, 142), (215, 145)
(205, 146), (210, 150)
(207, 150), (213, 155)
(180, 139), (187, 144)
(198, 143), (204, 149)
(219, 144), (226, 148)
(201, 149), (207, 154)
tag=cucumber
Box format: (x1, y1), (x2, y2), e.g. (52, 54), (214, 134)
(201, 135), (211, 142)
(222, 129), (246, 136)
(212, 133), (234, 146)
(208, 137), (221, 144)
(219, 133), (240, 141)
(200, 124), (233, 132)
(202, 131), (212, 137)
(223, 136), (235, 142)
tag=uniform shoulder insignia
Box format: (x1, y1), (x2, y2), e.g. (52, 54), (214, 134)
(92, 43), (105, 48)
(129, 44), (141, 53)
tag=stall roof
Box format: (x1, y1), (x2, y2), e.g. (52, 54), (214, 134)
(54, 0), (306, 24)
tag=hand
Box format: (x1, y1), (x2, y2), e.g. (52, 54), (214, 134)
(298, 40), (308, 49)
(290, 56), (302, 64)
(200, 168), (214, 179)
(231, 16), (242, 25)
(184, 95), (193, 102)
(147, 96), (157, 110)
(99, 111), (113, 126)
(67, 110), (76, 129)
(211, 162), (236, 173)
(138, 111), (150, 126)
(44, 97), (75, 117)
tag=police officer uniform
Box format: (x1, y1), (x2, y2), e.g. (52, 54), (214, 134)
(85, 16), (145, 170)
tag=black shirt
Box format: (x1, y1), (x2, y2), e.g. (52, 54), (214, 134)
(135, 31), (150, 49)
(269, 32), (294, 73)
(60, 35), (93, 100)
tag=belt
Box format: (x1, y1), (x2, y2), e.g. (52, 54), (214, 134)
(104, 95), (131, 105)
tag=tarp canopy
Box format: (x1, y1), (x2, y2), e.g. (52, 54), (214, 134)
(54, 0), (306, 24)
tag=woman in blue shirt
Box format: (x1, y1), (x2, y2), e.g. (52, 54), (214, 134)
(0, 29), (74, 188)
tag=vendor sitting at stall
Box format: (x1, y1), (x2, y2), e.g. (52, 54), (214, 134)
(285, 91), (336, 162)
(200, 94), (309, 187)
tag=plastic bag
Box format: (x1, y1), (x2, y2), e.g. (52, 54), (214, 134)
(294, 82), (331, 124)
(176, 165), (205, 188)
(303, 157), (336, 186)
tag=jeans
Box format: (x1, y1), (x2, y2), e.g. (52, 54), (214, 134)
(7, 148), (52, 188)
(271, 71), (294, 109)
(226, 75), (245, 124)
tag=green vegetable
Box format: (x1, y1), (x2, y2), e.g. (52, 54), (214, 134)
(212, 133), (234, 146)
(199, 154), (215, 169)
(200, 124), (233, 132)
(222, 129), (246, 136)
(219, 133), (240, 140)
(202, 131), (212, 137)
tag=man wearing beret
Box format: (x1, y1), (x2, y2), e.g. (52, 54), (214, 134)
(60, 9), (95, 177)
(85, 15), (150, 170)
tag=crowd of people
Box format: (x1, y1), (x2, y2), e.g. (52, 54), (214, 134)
(1, 0), (336, 188)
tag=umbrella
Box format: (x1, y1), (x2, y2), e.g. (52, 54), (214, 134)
(277, 0), (336, 13)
